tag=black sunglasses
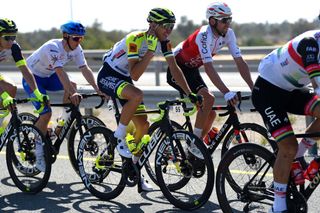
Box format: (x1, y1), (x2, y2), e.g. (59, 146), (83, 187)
(2, 35), (16, 41)
(69, 36), (84, 42)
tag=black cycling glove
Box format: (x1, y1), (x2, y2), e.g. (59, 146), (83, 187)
(160, 40), (173, 58)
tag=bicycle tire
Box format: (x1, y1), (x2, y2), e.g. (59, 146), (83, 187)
(216, 143), (275, 213)
(221, 123), (276, 157)
(68, 115), (105, 174)
(6, 123), (52, 194)
(144, 120), (183, 186)
(155, 130), (214, 210)
(77, 126), (125, 200)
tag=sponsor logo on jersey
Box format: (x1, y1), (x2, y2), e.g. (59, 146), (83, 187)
(111, 49), (126, 61)
(280, 58), (289, 67)
(306, 46), (317, 52)
(129, 43), (137, 52)
(200, 32), (208, 54)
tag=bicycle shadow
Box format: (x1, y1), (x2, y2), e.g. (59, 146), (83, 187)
(0, 178), (220, 212)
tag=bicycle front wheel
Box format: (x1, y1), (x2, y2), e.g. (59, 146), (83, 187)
(77, 126), (125, 200)
(216, 143), (275, 213)
(155, 130), (214, 210)
(6, 123), (51, 193)
(68, 115), (105, 174)
(144, 120), (183, 186)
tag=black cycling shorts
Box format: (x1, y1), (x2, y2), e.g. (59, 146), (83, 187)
(252, 76), (320, 142)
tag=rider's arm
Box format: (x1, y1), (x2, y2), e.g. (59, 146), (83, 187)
(79, 65), (100, 92)
(203, 62), (230, 95)
(234, 57), (254, 90)
(165, 56), (192, 95)
(19, 65), (37, 91)
(297, 37), (320, 93)
(128, 52), (154, 81)
(54, 67), (77, 96)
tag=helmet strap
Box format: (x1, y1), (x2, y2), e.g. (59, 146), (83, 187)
(64, 35), (74, 51)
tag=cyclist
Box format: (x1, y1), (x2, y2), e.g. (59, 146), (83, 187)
(166, 2), (253, 151)
(0, 18), (47, 170)
(97, 8), (201, 191)
(252, 30), (320, 213)
(23, 21), (105, 172)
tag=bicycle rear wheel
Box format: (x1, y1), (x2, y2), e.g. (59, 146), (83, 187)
(77, 126), (125, 200)
(68, 115), (105, 174)
(155, 130), (214, 210)
(216, 143), (275, 213)
(6, 123), (51, 193)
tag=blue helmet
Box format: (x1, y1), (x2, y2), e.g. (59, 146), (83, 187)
(60, 21), (86, 36)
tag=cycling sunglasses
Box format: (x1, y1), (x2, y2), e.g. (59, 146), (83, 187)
(70, 35), (84, 42)
(216, 17), (232, 24)
(1, 35), (16, 41)
(160, 23), (175, 30)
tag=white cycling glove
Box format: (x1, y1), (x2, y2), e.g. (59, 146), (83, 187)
(224, 91), (237, 102)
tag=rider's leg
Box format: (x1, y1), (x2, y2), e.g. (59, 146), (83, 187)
(0, 79), (17, 132)
(194, 87), (215, 138)
(273, 135), (298, 211)
(131, 114), (149, 143)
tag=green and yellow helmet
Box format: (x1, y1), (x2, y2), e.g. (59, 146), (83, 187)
(0, 18), (17, 34)
(147, 8), (176, 24)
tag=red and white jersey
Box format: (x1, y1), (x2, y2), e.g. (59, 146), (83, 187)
(27, 39), (87, 78)
(259, 30), (320, 91)
(174, 25), (242, 68)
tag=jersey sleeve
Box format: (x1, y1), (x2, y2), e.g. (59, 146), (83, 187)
(297, 37), (320, 79)
(126, 32), (144, 60)
(11, 42), (27, 67)
(74, 45), (87, 68)
(226, 29), (242, 58)
(195, 30), (213, 64)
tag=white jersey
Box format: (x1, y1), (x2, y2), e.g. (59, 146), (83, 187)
(259, 30), (320, 91)
(27, 39), (87, 78)
(103, 31), (161, 77)
(174, 25), (241, 68)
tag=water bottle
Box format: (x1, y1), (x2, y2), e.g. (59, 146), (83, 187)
(303, 157), (320, 180)
(54, 119), (65, 137)
(203, 127), (219, 145)
(47, 120), (57, 141)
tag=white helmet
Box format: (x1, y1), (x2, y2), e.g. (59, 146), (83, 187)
(206, 2), (232, 20)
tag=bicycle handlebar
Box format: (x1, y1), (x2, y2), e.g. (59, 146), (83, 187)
(0, 97), (46, 117)
(150, 98), (197, 122)
(51, 93), (105, 109)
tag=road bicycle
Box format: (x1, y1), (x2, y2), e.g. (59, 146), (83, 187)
(215, 130), (320, 212)
(77, 98), (214, 210)
(144, 92), (277, 186)
(17, 93), (105, 176)
(1, 97), (50, 194)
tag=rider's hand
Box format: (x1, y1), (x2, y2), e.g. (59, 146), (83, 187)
(146, 34), (158, 52)
(188, 93), (203, 108)
(33, 88), (49, 102)
(69, 93), (82, 106)
(160, 40), (173, 57)
(224, 91), (238, 106)
(97, 89), (109, 101)
(1, 91), (14, 108)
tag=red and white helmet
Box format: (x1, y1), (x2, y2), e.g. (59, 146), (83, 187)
(206, 2), (232, 19)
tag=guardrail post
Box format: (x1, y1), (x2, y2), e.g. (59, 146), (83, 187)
(305, 116), (318, 156)
(155, 61), (162, 86)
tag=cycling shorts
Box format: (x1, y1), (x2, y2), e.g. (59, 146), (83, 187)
(97, 62), (144, 107)
(23, 73), (64, 115)
(167, 62), (207, 95)
(252, 76), (320, 142)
